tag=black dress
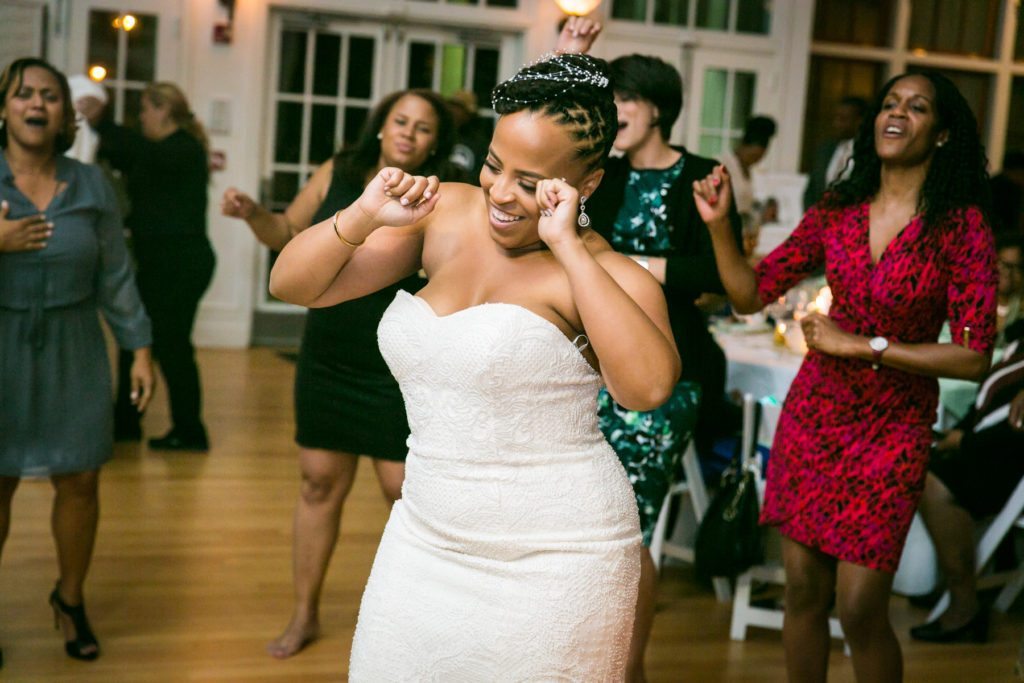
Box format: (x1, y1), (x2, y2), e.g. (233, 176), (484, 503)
(294, 174), (422, 459)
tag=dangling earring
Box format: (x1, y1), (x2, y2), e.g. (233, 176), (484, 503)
(577, 196), (591, 228)
(377, 131), (383, 140)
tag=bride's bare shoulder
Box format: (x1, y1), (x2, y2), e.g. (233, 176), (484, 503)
(428, 182), (484, 231)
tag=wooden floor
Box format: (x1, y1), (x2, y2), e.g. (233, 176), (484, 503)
(1, 347), (1020, 681)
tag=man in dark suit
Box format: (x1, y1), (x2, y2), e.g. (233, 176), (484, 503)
(803, 96), (868, 209)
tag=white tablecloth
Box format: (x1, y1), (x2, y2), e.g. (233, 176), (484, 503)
(715, 326), (939, 595)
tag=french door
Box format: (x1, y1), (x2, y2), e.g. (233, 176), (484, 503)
(254, 11), (515, 337)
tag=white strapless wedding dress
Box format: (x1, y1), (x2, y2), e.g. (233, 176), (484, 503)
(349, 290), (641, 682)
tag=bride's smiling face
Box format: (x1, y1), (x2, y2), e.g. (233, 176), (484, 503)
(480, 110), (595, 250)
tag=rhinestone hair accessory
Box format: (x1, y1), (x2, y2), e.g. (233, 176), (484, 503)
(491, 53), (610, 109)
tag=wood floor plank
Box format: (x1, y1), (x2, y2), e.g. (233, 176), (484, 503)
(0, 348), (1017, 681)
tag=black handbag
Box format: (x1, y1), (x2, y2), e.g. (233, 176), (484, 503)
(694, 400), (765, 580)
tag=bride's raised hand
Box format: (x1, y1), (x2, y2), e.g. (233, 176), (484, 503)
(355, 167), (441, 229)
(692, 164), (732, 229)
(535, 177), (581, 251)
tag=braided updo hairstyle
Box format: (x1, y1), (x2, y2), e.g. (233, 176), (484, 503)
(826, 71), (991, 232)
(491, 53), (617, 173)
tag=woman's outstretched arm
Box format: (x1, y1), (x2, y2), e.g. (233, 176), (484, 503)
(222, 160), (334, 251)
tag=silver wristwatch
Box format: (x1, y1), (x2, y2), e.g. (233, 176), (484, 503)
(869, 336), (889, 370)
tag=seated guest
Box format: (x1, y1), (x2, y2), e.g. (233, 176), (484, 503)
(997, 234), (1023, 347)
(912, 319), (1024, 643)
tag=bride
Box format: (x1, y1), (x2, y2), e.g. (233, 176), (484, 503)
(270, 53), (680, 680)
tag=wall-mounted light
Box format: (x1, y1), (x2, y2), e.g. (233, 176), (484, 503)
(88, 65), (108, 81)
(112, 14), (138, 31)
(553, 0), (602, 16)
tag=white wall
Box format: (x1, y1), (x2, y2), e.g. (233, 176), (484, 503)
(39, 0), (815, 348)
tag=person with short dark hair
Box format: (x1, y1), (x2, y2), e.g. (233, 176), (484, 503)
(584, 49), (743, 682)
(720, 114), (777, 236)
(804, 96), (870, 209)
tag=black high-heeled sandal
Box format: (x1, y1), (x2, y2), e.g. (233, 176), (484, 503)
(49, 583), (100, 661)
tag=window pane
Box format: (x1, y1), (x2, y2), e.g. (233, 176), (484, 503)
(736, 0), (771, 34)
(800, 56), (883, 174)
(347, 37), (375, 98)
(1017, 1), (1024, 61)
(407, 42), (436, 90)
(908, 0), (999, 58)
(699, 133), (724, 158)
(813, 0), (894, 47)
(1003, 78), (1024, 229)
(472, 48), (500, 112)
(123, 88), (143, 129)
(441, 44), (467, 96)
(87, 10), (120, 79)
(696, 0), (729, 30)
(274, 102), (303, 164)
(344, 106), (370, 147)
(309, 104), (337, 164)
(906, 66), (990, 130)
(731, 71), (756, 130)
(654, 0), (688, 26)
(124, 14), (158, 82)
(278, 31), (308, 94)
(271, 171), (299, 206)
(313, 33), (341, 97)
(612, 0), (647, 20)
(701, 69), (728, 128)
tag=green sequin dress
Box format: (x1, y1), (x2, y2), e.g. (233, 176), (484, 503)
(598, 157), (702, 546)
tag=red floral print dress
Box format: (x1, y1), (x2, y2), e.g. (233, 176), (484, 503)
(755, 202), (997, 572)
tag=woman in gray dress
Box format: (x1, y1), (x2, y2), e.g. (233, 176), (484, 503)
(0, 58), (154, 664)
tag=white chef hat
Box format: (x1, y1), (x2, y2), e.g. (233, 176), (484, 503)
(67, 75), (109, 105)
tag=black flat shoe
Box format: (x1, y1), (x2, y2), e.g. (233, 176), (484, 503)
(49, 583), (100, 661)
(148, 431), (209, 452)
(910, 609), (989, 643)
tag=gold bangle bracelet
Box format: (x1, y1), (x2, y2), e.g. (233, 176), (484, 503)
(332, 209), (365, 248)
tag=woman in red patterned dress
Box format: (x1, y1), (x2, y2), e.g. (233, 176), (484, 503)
(693, 72), (997, 682)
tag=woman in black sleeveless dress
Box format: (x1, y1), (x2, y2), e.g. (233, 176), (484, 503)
(221, 89), (462, 658)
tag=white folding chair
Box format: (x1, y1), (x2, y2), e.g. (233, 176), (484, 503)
(729, 394), (846, 643)
(928, 473), (1024, 621)
(650, 440), (731, 602)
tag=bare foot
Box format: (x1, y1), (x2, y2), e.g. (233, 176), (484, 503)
(266, 617), (320, 659)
